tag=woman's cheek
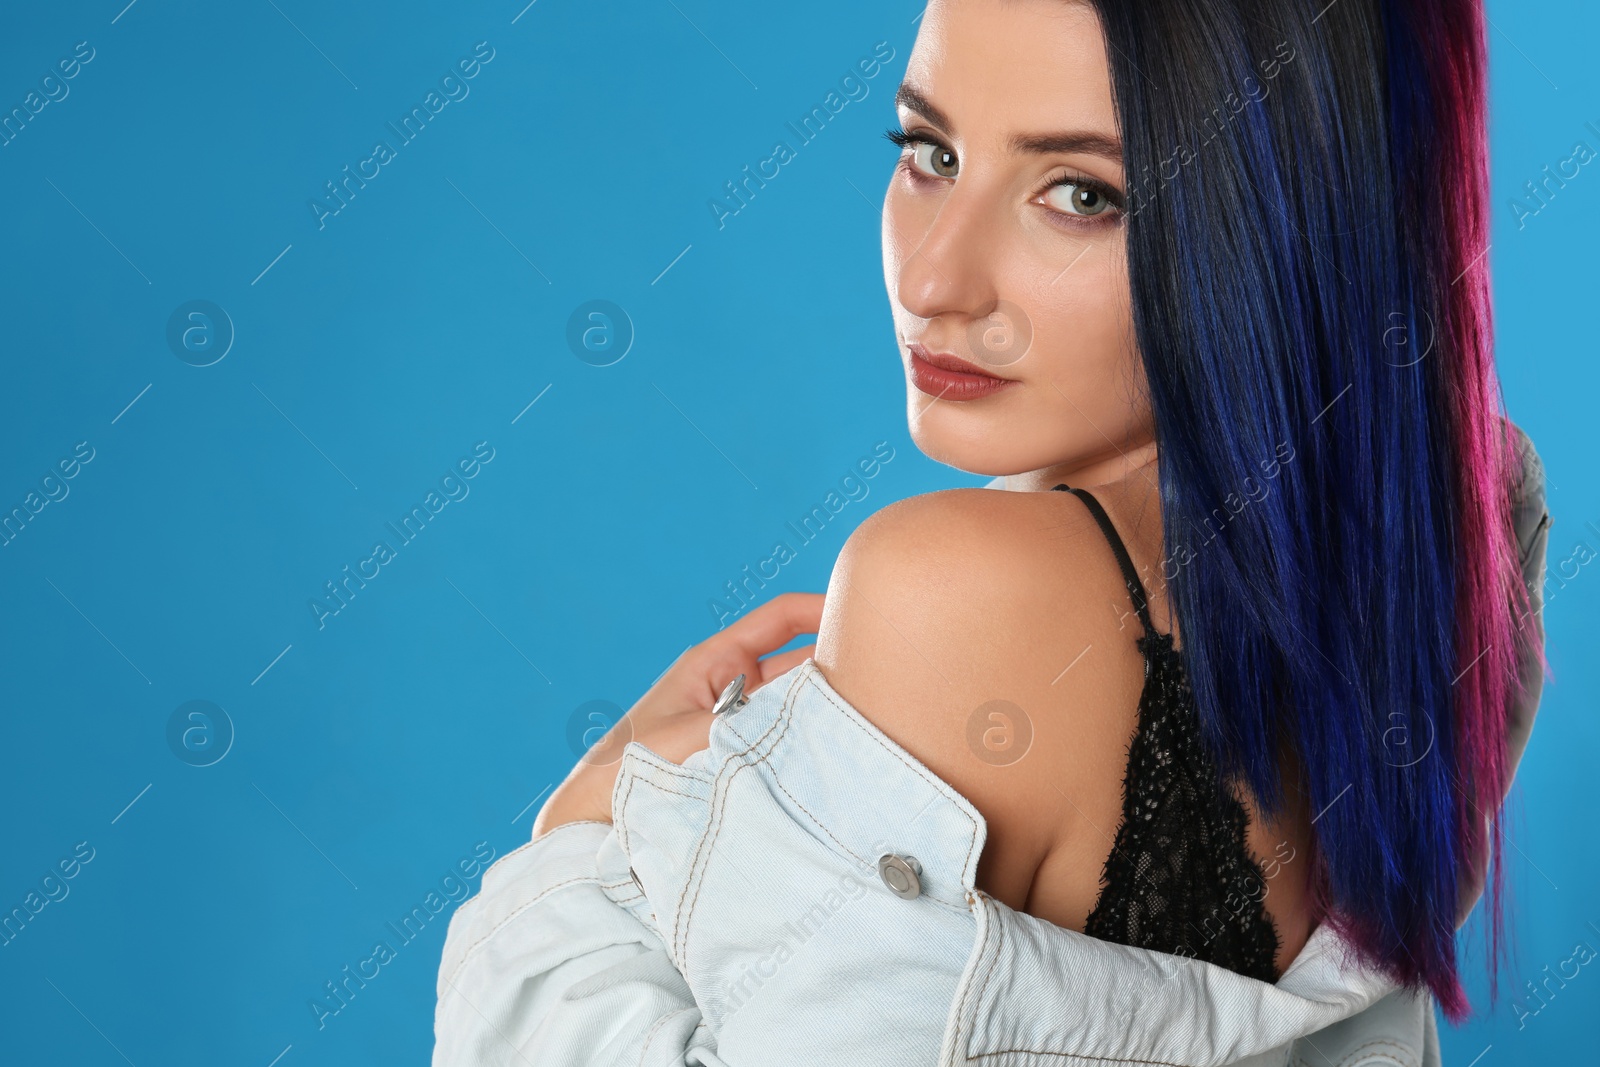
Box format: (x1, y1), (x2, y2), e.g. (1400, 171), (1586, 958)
(1025, 245), (1127, 353)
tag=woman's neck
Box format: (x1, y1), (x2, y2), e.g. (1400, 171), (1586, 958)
(998, 438), (1160, 493)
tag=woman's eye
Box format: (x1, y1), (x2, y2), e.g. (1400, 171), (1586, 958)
(1042, 181), (1113, 217)
(911, 140), (959, 179)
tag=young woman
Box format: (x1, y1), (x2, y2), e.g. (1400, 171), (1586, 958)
(434, 0), (1550, 1063)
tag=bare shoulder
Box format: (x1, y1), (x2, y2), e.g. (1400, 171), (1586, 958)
(813, 487), (1149, 912)
(817, 488), (1108, 665)
(824, 486), (1092, 601)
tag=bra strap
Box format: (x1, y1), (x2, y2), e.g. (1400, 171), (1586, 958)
(1052, 484), (1155, 637)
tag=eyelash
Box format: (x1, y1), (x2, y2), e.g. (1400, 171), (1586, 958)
(882, 126), (1125, 221)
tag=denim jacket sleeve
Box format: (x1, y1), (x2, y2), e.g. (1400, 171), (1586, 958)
(431, 817), (724, 1066)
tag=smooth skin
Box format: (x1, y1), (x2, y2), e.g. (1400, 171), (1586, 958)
(537, 0), (1318, 977)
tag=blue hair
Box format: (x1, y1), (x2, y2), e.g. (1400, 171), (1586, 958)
(1080, 0), (1531, 1019)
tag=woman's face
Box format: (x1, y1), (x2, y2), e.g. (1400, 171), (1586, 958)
(884, 0), (1152, 487)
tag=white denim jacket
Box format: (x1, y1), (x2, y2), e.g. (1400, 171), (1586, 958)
(433, 425), (1549, 1067)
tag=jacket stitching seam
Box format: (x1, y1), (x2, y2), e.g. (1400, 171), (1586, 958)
(765, 771), (869, 868)
(618, 760), (709, 860)
(947, 893), (982, 1060)
(968, 1052), (1191, 1065)
(1315, 1038), (1419, 1067)
(529, 819), (611, 846)
(627, 780), (708, 804)
(626, 753), (715, 787)
(670, 659), (984, 968)
(638, 1006), (700, 1067)
(798, 669), (982, 879)
(615, 777), (708, 931)
(967, 893), (1007, 1060)
(618, 761), (641, 857)
(948, 892), (998, 1062)
(674, 667), (810, 964)
(673, 687), (799, 962)
(616, 760), (714, 863)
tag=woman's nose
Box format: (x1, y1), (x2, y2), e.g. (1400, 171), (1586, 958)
(892, 184), (1000, 326)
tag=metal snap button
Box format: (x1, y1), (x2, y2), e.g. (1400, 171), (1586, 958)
(878, 853), (923, 900)
(711, 673), (750, 717)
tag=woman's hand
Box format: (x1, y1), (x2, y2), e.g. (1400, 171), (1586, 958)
(531, 592), (824, 838)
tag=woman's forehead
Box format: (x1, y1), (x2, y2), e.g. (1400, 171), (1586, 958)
(902, 0), (1118, 143)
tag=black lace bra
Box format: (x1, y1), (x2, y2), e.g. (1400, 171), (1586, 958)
(1053, 484), (1282, 984)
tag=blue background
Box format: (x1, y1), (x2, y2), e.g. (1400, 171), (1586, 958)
(0, 1), (1593, 1063)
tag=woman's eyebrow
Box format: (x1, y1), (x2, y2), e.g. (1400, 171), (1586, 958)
(895, 82), (1123, 165)
(895, 83), (956, 133)
(1008, 130), (1122, 164)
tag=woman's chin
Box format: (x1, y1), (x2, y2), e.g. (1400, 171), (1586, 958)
(905, 396), (1031, 478)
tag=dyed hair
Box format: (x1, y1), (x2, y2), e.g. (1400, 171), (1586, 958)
(1080, 0), (1535, 1020)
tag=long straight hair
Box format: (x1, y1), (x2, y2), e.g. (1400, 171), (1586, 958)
(1081, 0), (1534, 1020)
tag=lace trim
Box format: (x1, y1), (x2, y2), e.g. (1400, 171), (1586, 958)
(1081, 629), (1283, 983)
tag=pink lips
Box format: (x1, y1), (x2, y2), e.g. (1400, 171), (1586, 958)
(907, 343), (1018, 401)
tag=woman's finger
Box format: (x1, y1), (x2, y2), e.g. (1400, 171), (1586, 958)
(643, 594), (826, 716)
(712, 593), (825, 660)
(754, 644), (816, 686)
